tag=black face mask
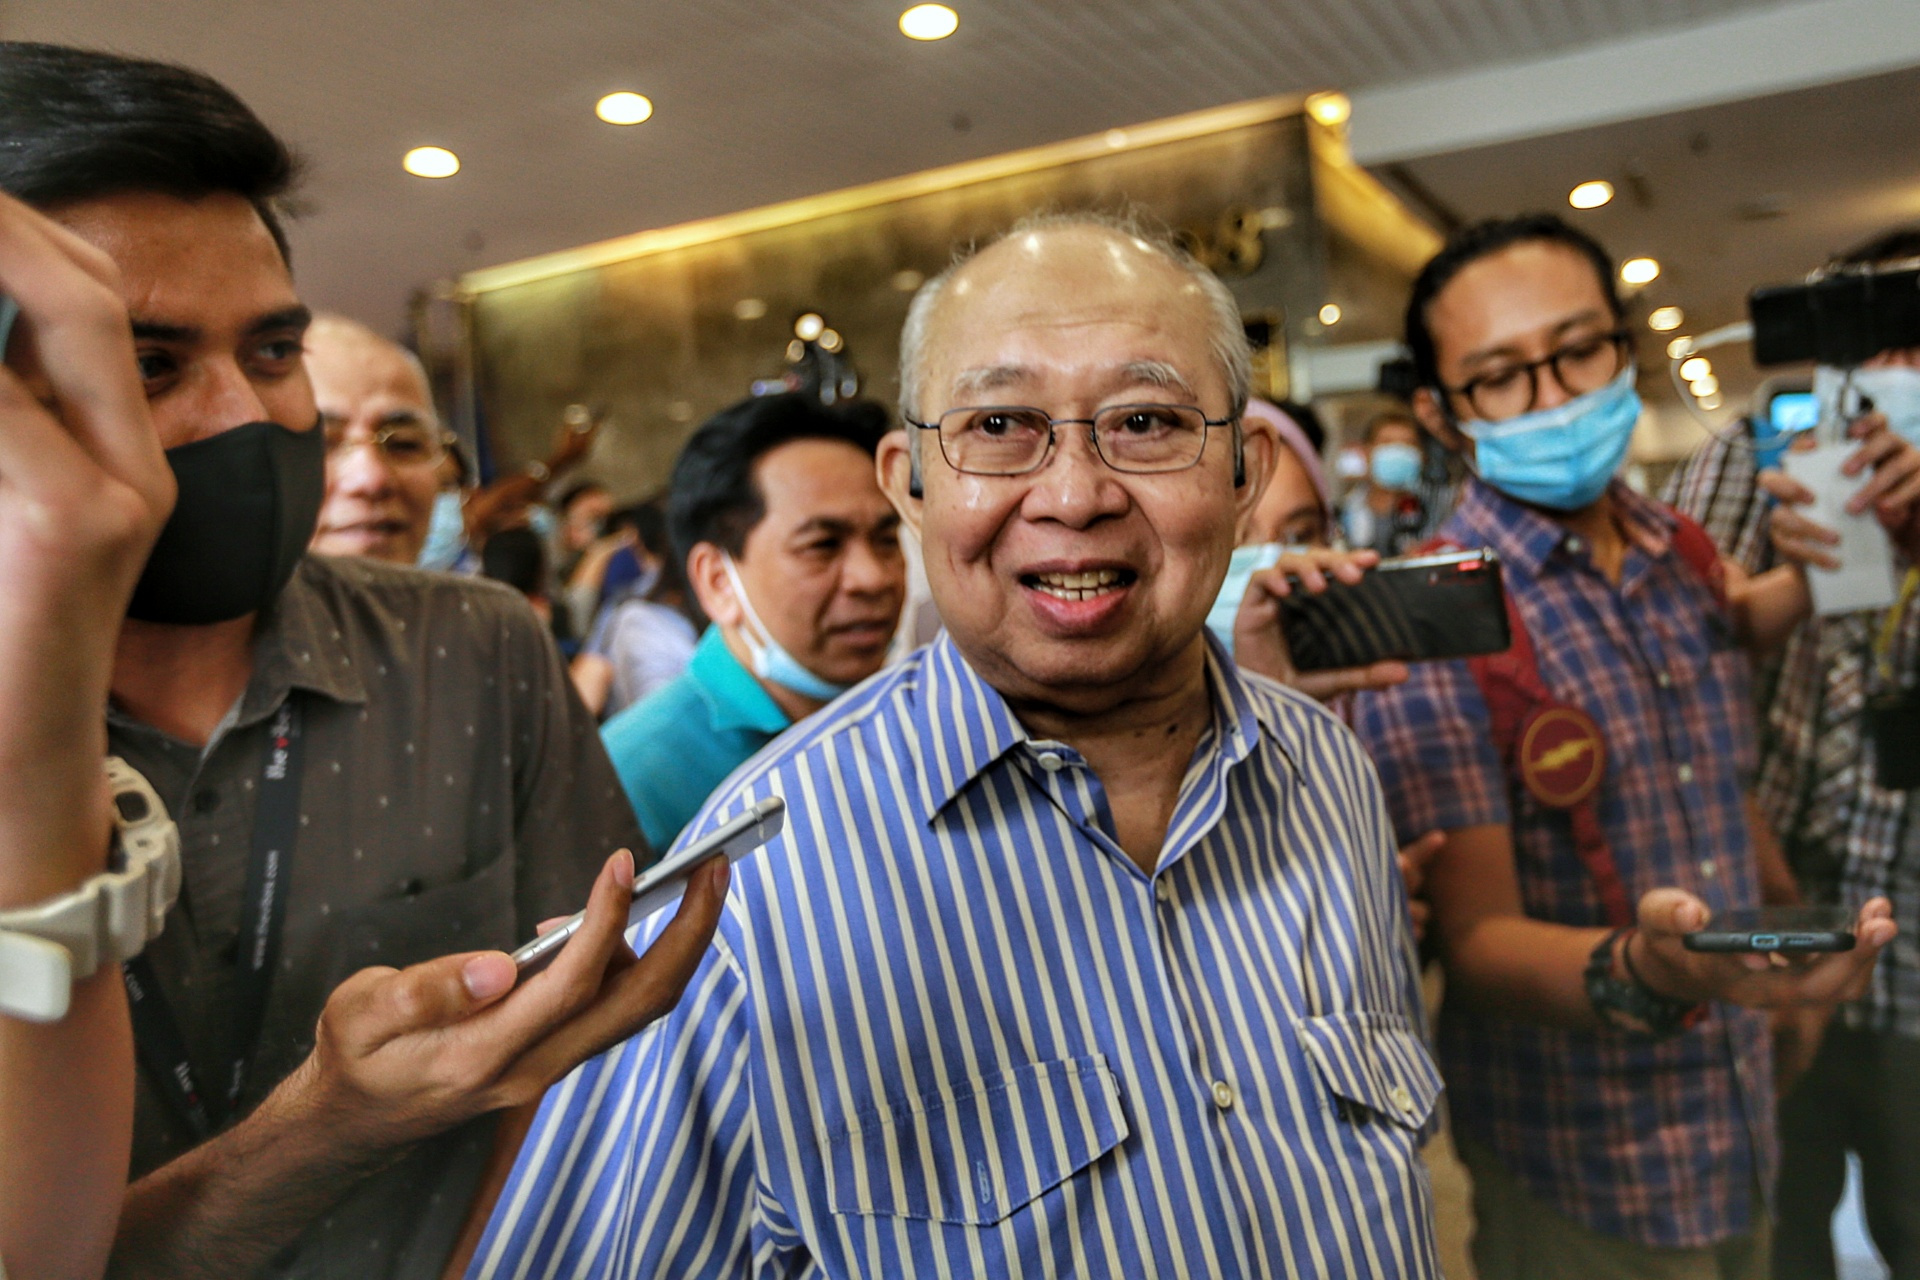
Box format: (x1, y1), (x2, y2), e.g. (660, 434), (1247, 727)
(127, 419), (326, 625)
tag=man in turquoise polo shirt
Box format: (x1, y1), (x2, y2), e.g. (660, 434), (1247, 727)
(603, 393), (907, 849)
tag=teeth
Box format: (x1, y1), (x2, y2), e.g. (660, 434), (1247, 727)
(1031, 568), (1126, 601)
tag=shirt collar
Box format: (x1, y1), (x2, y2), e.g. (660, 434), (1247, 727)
(904, 629), (1290, 823)
(690, 625), (791, 736)
(1448, 476), (1676, 580)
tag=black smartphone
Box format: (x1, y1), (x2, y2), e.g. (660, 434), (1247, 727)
(1275, 548), (1510, 672)
(1682, 906), (1858, 954)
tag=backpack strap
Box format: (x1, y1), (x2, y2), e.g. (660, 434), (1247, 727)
(1422, 537), (1631, 928)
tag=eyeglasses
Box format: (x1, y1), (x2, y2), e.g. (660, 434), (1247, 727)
(1444, 329), (1632, 422)
(907, 403), (1236, 477)
(322, 418), (448, 468)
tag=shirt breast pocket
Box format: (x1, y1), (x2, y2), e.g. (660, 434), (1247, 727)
(823, 1055), (1130, 1226)
(324, 851), (518, 983)
(1295, 1010), (1442, 1136)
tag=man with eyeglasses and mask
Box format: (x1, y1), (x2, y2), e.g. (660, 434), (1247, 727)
(471, 214), (1443, 1279)
(0, 42), (727, 1280)
(1352, 213), (1898, 1280)
(1667, 226), (1920, 1279)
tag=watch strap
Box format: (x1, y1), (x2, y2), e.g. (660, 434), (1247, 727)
(1583, 927), (1703, 1038)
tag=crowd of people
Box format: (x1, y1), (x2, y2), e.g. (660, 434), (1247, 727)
(2, 35), (1918, 1280)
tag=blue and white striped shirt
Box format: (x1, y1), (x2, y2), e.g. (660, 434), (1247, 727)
(473, 633), (1441, 1279)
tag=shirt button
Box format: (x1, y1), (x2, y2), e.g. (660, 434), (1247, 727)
(1389, 1083), (1415, 1115)
(1035, 751), (1065, 772)
(1211, 1080), (1235, 1110)
(1565, 536), (1586, 554)
(1656, 672), (1674, 689)
(1676, 764), (1696, 784)
(1155, 879), (1173, 904)
(1700, 860), (1718, 879)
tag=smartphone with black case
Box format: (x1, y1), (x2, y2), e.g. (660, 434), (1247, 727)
(1275, 548), (1510, 672)
(1682, 905), (1858, 954)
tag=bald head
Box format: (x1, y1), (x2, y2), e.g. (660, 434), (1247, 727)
(306, 313), (445, 564)
(900, 215), (1251, 423)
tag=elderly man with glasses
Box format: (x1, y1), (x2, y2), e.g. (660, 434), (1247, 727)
(1351, 213), (1898, 1280)
(467, 214), (1445, 1279)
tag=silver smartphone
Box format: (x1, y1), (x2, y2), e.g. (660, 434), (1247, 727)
(510, 795), (785, 971)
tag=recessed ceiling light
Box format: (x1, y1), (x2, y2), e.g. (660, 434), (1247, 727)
(1679, 356), (1711, 382)
(794, 312), (825, 341)
(733, 297), (767, 320)
(1104, 129), (1129, 149)
(1699, 392), (1722, 410)
(1305, 92), (1351, 127)
(596, 92), (654, 126)
(1318, 303), (1342, 326)
(818, 328), (844, 354)
(403, 146), (459, 178)
(1648, 306), (1685, 332)
(1690, 374), (1720, 398)
(1568, 180), (1613, 210)
(1666, 336), (1692, 359)
(891, 269), (925, 292)
(899, 4), (958, 40)
(1620, 257), (1659, 286)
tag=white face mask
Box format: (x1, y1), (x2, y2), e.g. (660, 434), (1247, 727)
(1817, 365), (1920, 445)
(1206, 542), (1317, 654)
(721, 555), (854, 703)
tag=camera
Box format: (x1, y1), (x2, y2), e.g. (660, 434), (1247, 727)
(1749, 263), (1920, 367)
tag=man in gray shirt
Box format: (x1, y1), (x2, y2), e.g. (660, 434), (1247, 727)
(0, 41), (724, 1279)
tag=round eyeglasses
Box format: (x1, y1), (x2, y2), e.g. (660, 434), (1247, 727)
(322, 418), (449, 468)
(1444, 329), (1633, 422)
(908, 403), (1237, 476)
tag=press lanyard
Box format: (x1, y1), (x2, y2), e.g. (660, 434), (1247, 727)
(1873, 568), (1920, 685)
(125, 700), (305, 1141)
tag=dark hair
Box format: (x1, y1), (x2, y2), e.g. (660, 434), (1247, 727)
(605, 496), (671, 559)
(668, 392), (889, 569)
(1831, 226), (1920, 270)
(0, 42), (300, 261)
(555, 480), (609, 515)
(480, 527), (547, 599)
(1275, 398), (1327, 456)
(1405, 213), (1622, 393)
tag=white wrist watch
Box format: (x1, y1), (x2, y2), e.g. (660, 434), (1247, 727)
(0, 758), (181, 1022)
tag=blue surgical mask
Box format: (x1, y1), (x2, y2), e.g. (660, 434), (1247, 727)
(526, 504), (559, 543)
(415, 490), (468, 572)
(1818, 364), (1920, 446)
(1206, 542), (1289, 653)
(722, 555), (854, 703)
(1370, 441), (1422, 492)
(1463, 367), (1640, 512)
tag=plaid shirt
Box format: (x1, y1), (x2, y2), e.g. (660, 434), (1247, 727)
(1352, 478), (1774, 1249)
(1668, 433), (1920, 1039)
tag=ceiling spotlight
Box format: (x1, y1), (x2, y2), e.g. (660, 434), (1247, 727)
(1699, 392), (1722, 411)
(1104, 129), (1129, 149)
(1648, 306), (1685, 332)
(1690, 374), (1720, 398)
(891, 269), (925, 292)
(1666, 336), (1692, 360)
(899, 4), (958, 39)
(596, 92), (654, 125)
(818, 328), (844, 354)
(1679, 356), (1711, 382)
(1318, 303), (1342, 326)
(1620, 257), (1660, 286)
(1305, 92), (1351, 127)
(794, 312), (825, 341)
(1568, 180), (1614, 210)
(732, 297), (767, 320)
(403, 146), (460, 178)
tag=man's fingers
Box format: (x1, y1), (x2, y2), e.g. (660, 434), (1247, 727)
(322, 952), (517, 1056)
(1757, 470), (1815, 507)
(1637, 887), (1709, 940)
(1293, 661), (1408, 702)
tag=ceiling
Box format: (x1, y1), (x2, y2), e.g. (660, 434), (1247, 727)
(2, 0), (1802, 333)
(1385, 61), (1920, 423)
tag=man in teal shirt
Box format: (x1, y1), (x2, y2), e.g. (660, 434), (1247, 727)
(603, 394), (907, 850)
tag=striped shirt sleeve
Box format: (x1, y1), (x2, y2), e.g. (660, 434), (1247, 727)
(469, 919), (765, 1279)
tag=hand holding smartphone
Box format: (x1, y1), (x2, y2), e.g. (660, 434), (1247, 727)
(1275, 548), (1511, 672)
(511, 796), (785, 971)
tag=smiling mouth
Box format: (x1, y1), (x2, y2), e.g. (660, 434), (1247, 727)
(1022, 568), (1137, 602)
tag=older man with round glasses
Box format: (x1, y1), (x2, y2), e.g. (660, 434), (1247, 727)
(470, 214), (1442, 1279)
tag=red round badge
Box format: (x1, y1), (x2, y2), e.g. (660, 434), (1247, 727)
(1517, 705), (1607, 808)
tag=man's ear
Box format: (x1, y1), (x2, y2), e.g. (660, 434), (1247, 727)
(1232, 414), (1277, 526)
(876, 430), (925, 537)
(1413, 386), (1469, 454)
(685, 542), (744, 629)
